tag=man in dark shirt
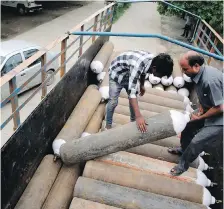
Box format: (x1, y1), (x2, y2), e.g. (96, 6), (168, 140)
(181, 15), (193, 39)
(169, 51), (223, 176)
(105, 51), (174, 133)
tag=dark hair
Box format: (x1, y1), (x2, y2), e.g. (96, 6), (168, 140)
(150, 53), (173, 77)
(187, 55), (204, 67)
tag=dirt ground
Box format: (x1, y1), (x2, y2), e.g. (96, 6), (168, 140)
(1, 1), (88, 40)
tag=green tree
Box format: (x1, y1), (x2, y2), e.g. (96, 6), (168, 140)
(157, 1), (223, 36)
(113, 2), (131, 23)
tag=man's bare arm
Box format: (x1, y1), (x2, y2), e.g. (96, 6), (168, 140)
(199, 105), (223, 119)
(129, 98), (141, 118)
(129, 98), (147, 133)
(191, 105), (223, 120)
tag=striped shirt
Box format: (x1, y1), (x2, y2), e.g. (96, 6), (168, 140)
(109, 50), (154, 98)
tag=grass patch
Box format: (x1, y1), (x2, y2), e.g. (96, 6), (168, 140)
(112, 3), (131, 23)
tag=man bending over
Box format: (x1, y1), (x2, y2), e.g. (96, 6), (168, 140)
(105, 50), (174, 133)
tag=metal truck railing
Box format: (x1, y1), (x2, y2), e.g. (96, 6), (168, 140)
(0, 2), (115, 131)
(194, 20), (224, 65)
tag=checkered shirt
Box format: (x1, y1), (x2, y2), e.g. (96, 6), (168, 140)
(109, 50), (154, 98)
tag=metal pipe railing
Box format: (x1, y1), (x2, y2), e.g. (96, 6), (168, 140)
(70, 31), (224, 61)
(190, 18), (201, 43)
(196, 28), (222, 56)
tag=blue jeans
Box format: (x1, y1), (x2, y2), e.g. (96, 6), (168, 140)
(106, 77), (135, 127)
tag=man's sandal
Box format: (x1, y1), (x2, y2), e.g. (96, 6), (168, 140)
(170, 166), (185, 176)
(167, 147), (183, 155)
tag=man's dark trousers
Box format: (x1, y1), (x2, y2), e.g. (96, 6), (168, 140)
(179, 119), (223, 171)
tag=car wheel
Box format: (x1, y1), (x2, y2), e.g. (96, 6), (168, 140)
(46, 70), (55, 86)
(17, 5), (27, 15)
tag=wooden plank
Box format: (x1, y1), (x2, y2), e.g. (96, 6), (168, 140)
(9, 77), (20, 130)
(60, 38), (67, 78)
(41, 54), (47, 100)
(0, 3), (115, 88)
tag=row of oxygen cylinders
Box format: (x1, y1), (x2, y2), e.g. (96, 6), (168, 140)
(86, 42), (218, 208)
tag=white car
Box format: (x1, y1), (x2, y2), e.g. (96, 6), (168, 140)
(1, 0), (42, 15)
(0, 40), (59, 102)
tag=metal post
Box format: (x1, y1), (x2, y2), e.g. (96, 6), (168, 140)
(79, 25), (84, 57)
(9, 77), (21, 130)
(41, 54), (47, 100)
(99, 12), (104, 32)
(198, 25), (207, 48)
(194, 22), (201, 45)
(92, 14), (99, 42)
(191, 18), (201, 44)
(207, 38), (218, 65)
(104, 8), (110, 31)
(205, 31), (212, 47)
(60, 38), (67, 78)
(110, 5), (115, 25)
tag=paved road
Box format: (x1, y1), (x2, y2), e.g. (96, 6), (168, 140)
(1, 2), (170, 147)
(1, 2), (85, 40)
(110, 2), (166, 54)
